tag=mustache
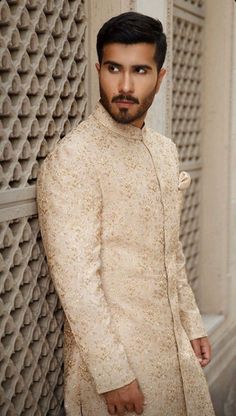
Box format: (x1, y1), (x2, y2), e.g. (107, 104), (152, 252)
(112, 95), (139, 104)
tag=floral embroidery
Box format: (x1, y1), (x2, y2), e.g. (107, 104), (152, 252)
(37, 102), (215, 416)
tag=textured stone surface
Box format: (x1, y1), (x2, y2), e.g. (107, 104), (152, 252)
(0, 0), (87, 191)
(0, 0), (87, 414)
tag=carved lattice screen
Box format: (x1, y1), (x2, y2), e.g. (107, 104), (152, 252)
(0, 1), (87, 414)
(172, 0), (205, 301)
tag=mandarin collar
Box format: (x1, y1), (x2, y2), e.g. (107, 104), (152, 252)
(92, 101), (146, 141)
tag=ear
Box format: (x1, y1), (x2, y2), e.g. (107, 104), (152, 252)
(155, 68), (166, 94)
(95, 63), (100, 74)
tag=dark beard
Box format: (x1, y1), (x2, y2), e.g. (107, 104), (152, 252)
(99, 85), (156, 125)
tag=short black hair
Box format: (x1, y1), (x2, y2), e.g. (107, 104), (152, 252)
(96, 12), (167, 72)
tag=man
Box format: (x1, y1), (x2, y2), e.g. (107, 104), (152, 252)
(37, 12), (215, 416)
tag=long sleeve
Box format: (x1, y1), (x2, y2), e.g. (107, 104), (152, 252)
(36, 138), (135, 394)
(174, 147), (207, 340)
(176, 239), (207, 340)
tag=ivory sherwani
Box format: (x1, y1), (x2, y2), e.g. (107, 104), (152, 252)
(37, 102), (215, 415)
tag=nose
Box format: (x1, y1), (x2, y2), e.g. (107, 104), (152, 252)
(118, 72), (134, 94)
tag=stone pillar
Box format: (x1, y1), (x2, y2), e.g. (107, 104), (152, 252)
(135, 0), (172, 136)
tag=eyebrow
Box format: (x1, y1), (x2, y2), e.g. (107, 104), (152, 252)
(103, 60), (153, 70)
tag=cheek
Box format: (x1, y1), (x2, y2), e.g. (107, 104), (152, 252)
(136, 76), (158, 93)
(100, 74), (118, 95)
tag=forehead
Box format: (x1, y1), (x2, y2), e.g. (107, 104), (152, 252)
(101, 42), (156, 66)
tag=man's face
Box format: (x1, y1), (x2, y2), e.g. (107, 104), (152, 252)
(96, 42), (166, 128)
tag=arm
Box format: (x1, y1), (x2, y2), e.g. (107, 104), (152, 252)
(176, 183), (212, 366)
(172, 144), (207, 340)
(176, 238), (207, 340)
(36, 140), (135, 394)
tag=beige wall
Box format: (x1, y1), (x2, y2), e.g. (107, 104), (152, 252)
(229, 0), (236, 321)
(201, 0), (236, 395)
(200, 0), (233, 316)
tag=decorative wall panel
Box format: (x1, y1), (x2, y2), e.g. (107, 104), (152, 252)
(0, 215), (64, 416)
(174, 0), (205, 17)
(0, 0), (87, 414)
(172, 1), (204, 301)
(0, 0), (87, 191)
(179, 0), (204, 7)
(172, 14), (202, 165)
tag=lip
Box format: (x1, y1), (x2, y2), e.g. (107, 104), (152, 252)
(114, 100), (135, 108)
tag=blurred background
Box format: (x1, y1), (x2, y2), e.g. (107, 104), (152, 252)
(0, 0), (235, 415)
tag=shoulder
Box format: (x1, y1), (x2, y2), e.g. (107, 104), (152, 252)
(39, 117), (99, 174)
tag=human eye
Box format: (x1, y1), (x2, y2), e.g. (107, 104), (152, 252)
(135, 66), (147, 74)
(108, 64), (119, 73)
